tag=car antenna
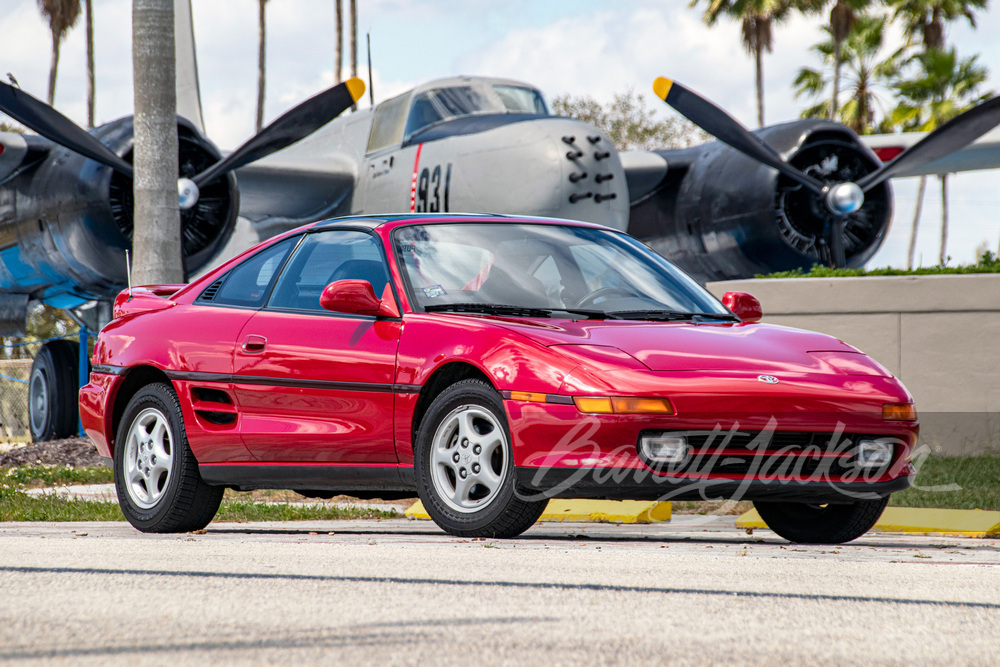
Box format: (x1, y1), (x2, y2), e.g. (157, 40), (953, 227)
(366, 33), (374, 105)
(125, 249), (132, 301)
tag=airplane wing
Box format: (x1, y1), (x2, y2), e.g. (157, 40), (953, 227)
(235, 151), (358, 240)
(864, 126), (1000, 176)
(230, 107), (371, 240)
(0, 132), (32, 183)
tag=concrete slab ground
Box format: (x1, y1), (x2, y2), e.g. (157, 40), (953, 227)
(1, 518), (998, 664)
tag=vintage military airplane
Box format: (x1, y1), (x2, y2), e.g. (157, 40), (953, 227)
(2, 0), (1000, 441)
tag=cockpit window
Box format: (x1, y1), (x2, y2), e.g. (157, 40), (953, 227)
(493, 85), (548, 115)
(367, 91), (412, 153)
(404, 86), (489, 140)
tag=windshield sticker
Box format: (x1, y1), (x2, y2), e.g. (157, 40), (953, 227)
(422, 285), (447, 298)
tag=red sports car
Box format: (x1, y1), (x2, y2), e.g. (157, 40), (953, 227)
(80, 214), (917, 542)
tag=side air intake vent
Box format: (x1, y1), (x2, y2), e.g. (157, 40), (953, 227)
(198, 278), (225, 302)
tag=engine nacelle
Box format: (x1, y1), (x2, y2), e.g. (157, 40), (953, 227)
(0, 116), (238, 309)
(629, 119), (892, 283)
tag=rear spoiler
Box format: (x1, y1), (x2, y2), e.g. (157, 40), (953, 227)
(113, 284), (186, 319)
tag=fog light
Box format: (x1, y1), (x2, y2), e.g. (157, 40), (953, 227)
(855, 439), (894, 468)
(639, 434), (690, 464)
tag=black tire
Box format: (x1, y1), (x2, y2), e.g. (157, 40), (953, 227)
(753, 496), (890, 544)
(414, 379), (547, 538)
(114, 383), (223, 533)
(29, 340), (80, 442)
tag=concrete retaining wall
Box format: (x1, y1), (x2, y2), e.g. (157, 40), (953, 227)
(706, 275), (1000, 455)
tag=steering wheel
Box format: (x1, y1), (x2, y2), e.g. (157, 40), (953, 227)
(574, 287), (641, 309)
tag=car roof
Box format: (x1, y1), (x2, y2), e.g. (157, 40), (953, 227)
(311, 213), (613, 233)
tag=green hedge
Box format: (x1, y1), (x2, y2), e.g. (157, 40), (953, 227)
(757, 252), (1000, 279)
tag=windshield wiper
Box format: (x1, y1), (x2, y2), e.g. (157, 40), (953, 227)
(607, 310), (740, 322)
(424, 303), (614, 319)
(424, 303), (553, 317)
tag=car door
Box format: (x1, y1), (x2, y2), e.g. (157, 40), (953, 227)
(181, 236), (299, 462)
(232, 229), (402, 463)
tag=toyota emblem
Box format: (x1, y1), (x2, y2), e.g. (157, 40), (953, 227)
(757, 375), (779, 384)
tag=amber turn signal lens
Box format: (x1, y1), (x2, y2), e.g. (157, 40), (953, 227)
(573, 396), (674, 415)
(882, 403), (917, 421)
(508, 391), (548, 403)
(573, 397), (615, 413)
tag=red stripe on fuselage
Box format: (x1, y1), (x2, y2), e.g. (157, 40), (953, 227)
(409, 143), (424, 212)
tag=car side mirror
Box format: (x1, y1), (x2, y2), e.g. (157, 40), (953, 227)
(320, 280), (401, 318)
(722, 291), (762, 323)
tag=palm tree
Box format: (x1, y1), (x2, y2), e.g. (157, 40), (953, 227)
(826, 0), (876, 121)
(887, 0), (989, 268)
(256, 0), (269, 132)
(794, 15), (899, 135)
(692, 0), (820, 126)
(132, 0), (182, 284)
(888, 0), (988, 51)
(37, 0), (81, 106)
(335, 0), (343, 84)
(84, 0), (94, 128)
(890, 48), (991, 264)
(349, 0), (358, 110)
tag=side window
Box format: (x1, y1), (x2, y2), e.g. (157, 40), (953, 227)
(367, 92), (412, 153)
(201, 237), (296, 308)
(268, 231), (390, 312)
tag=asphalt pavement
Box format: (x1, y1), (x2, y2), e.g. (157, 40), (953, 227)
(1, 517), (998, 664)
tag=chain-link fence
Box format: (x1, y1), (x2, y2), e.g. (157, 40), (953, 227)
(0, 358), (32, 443)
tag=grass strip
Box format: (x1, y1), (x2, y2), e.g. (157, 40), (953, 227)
(889, 454), (1000, 510)
(4, 453), (998, 519)
(0, 489), (398, 522)
(0, 469), (400, 522)
(2, 465), (114, 489)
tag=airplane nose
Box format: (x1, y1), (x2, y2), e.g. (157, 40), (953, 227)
(553, 121), (628, 230)
(561, 133), (618, 204)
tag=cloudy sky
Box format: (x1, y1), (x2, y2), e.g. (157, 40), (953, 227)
(2, 0), (999, 267)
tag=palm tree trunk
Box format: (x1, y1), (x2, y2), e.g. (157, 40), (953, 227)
(85, 0), (95, 128)
(754, 43), (764, 126)
(830, 39), (842, 122)
(939, 173), (949, 265)
(350, 0), (358, 111)
(47, 31), (60, 106)
(132, 0), (182, 285)
(907, 176), (926, 269)
(255, 0), (267, 132)
(335, 0), (343, 84)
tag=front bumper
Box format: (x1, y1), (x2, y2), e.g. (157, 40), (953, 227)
(515, 467), (914, 503)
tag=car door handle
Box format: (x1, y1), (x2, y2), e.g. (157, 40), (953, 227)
(242, 334), (267, 353)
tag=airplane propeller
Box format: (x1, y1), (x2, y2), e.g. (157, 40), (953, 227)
(652, 77), (1000, 266)
(0, 77), (365, 209)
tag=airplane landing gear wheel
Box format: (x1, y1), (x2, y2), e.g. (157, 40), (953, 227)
(29, 340), (80, 442)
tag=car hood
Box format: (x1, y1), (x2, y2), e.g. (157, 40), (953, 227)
(492, 319), (886, 375)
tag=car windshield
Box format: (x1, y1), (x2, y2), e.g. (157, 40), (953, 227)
(392, 223), (731, 319)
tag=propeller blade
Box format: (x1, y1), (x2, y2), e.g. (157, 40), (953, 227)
(829, 221), (847, 267)
(857, 95), (1000, 192)
(0, 81), (134, 177)
(193, 78), (365, 188)
(652, 77), (825, 195)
